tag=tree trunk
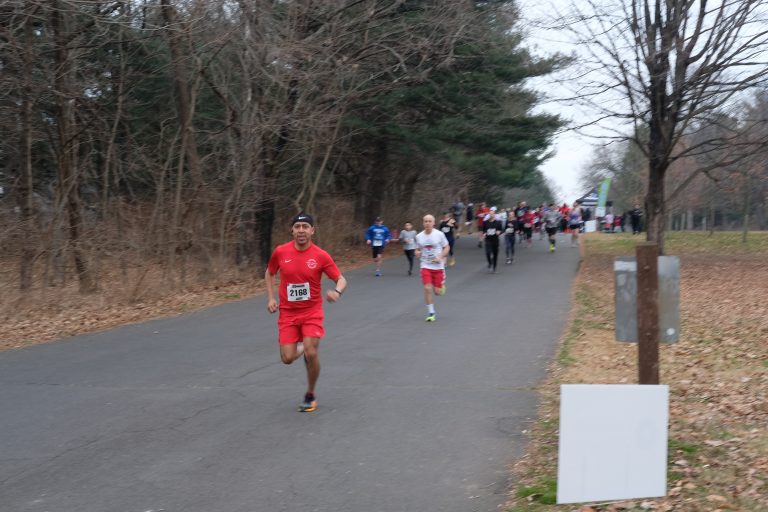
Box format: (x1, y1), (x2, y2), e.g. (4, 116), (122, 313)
(17, 10), (36, 291)
(51, 1), (97, 293)
(353, 141), (388, 230)
(399, 171), (421, 214)
(101, 33), (126, 215)
(305, 113), (346, 215)
(255, 172), (278, 271)
(161, 0), (212, 278)
(756, 190), (766, 230)
(645, 162), (665, 253)
(742, 174), (751, 243)
(644, 94), (669, 254)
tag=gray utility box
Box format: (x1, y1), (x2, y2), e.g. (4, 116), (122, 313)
(614, 256), (680, 343)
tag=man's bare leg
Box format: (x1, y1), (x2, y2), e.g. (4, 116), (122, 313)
(280, 342), (304, 364)
(423, 284), (436, 320)
(302, 337), (320, 395)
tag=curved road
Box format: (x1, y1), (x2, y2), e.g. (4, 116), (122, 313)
(0, 234), (580, 512)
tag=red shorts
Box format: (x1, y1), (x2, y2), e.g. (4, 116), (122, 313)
(420, 268), (445, 289)
(277, 309), (324, 345)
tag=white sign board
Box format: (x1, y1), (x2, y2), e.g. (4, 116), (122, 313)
(584, 220), (597, 233)
(557, 385), (669, 504)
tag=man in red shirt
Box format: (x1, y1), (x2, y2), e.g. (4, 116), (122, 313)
(521, 208), (536, 247)
(559, 203), (570, 233)
(266, 213), (348, 412)
(475, 202), (490, 247)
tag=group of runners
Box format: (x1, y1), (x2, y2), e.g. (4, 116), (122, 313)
(265, 212), (449, 413)
(265, 202), (589, 412)
(364, 214), (449, 321)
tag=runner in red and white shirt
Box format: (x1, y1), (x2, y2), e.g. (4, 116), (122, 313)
(474, 202), (490, 248)
(521, 208), (536, 247)
(558, 203), (571, 233)
(415, 214), (450, 322)
(266, 212), (348, 412)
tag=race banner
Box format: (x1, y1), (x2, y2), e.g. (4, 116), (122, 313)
(597, 178), (612, 209)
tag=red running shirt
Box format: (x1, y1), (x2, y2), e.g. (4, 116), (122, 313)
(267, 242), (341, 311)
(523, 210), (536, 225)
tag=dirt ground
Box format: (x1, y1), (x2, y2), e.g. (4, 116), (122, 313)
(506, 232), (768, 512)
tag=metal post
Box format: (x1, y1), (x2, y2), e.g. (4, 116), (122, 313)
(636, 242), (660, 384)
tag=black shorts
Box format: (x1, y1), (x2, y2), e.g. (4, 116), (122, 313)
(371, 245), (384, 257)
(546, 226), (557, 236)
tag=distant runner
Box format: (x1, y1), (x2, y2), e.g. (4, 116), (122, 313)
(521, 207), (536, 248)
(569, 202), (583, 247)
(266, 213), (348, 413)
(415, 214), (450, 322)
(604, 212), (614, 233)
(504, 209), (516, 264)
(535, 205), (544, 240)
(365, 217), (391, 276)
(629, 204), (643, 234)
(543, 204), (562, 252)
(475, 202), (490, 247)
(482, 209), (503, 273)
(451, 200), (465, 236)
(439, 211), (458, 267)
(399, 221), (418, 276)
(465, 203), (475, 234)
(558, 203), (570, 233)
(514, 201), (528, 243)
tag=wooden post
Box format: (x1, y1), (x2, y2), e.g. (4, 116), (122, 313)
(636, 242), (660, 384)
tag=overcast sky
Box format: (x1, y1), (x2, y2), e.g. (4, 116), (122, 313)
(517, 0), (603, 203)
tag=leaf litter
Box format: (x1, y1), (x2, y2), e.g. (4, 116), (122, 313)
(507, 233), (768, 512)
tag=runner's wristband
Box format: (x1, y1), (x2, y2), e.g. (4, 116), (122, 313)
(334, 288), (343, 296)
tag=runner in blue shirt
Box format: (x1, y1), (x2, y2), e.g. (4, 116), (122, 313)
(365, 217), (391, 276)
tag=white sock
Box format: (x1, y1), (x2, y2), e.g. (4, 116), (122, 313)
(427, 304), (435, 314)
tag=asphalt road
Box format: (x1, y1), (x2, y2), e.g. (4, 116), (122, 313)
(0, 233), (580, 512)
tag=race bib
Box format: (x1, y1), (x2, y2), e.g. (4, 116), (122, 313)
(441, 227), (451, 233)
(486, 228), (497, 236)
(287, 282), (310, 302)
(524, 223), (532, 228)
(505, 227), (514, 234)
(373, 239), (383, 247)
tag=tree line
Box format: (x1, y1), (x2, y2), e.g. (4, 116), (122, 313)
(0, 1), (564, 294)
(582, 89), (768, 238)
(556, 0), (768, 252)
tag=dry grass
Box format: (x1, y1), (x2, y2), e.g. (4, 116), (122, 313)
(507, 231), (768, 512)
(0, 240), (377, 351)
(0, 196), (401, 350)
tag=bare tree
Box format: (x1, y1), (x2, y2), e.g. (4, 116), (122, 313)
(50, 0), (100, 292)
(558, 0), (768, 252)
(197, 0), (479, 268)
(160, 0), (214, 283)
(0, 0), (560, 305)
(2, 4), (42, 290)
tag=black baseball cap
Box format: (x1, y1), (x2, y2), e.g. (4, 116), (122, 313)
(292, 212), (314, 226)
